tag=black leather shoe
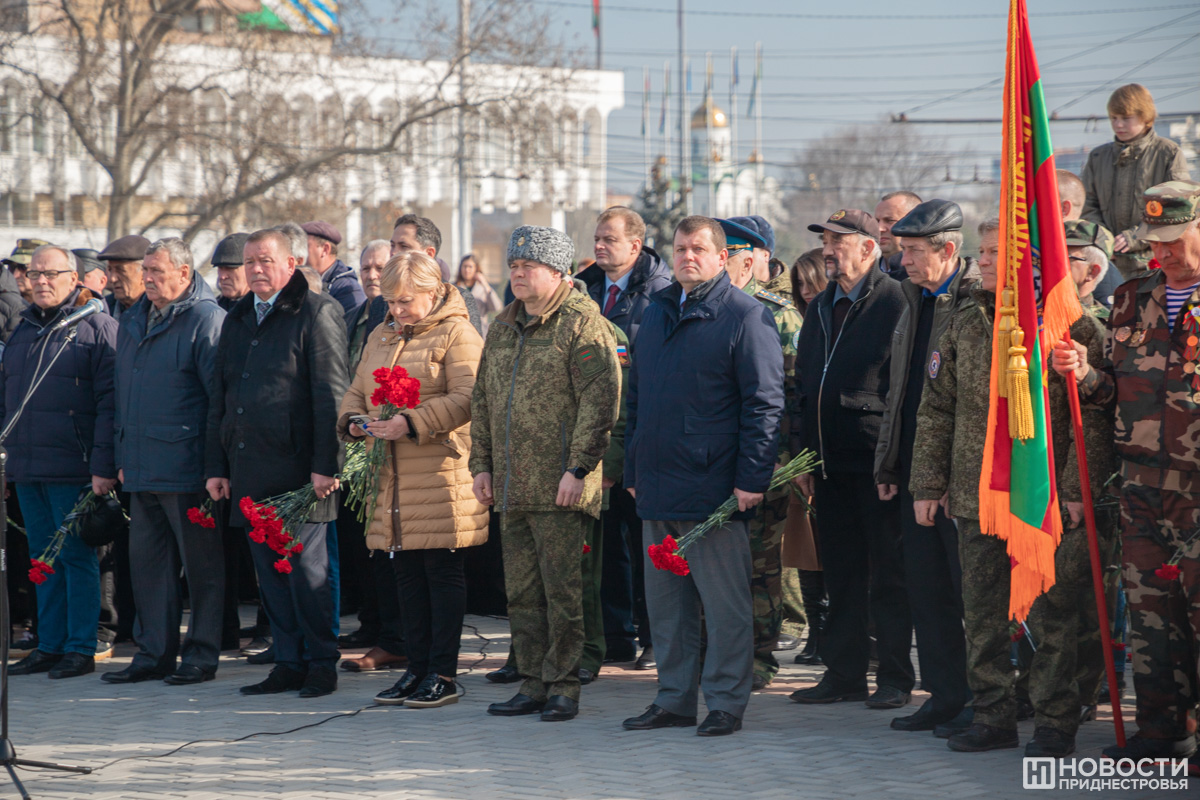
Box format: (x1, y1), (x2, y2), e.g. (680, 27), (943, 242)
(634, 646), (656, 670)
(247, 645), (275, 665)
(298, 665), (337, 698)
(405, 674), (460, 708)
(485, 664), (521, 684)
(865, 685), (911, 709)
(933, 707), (974, 739)
(540, 695), (578, 722)
(775, 634), (800, 651)
(240, 665), (307, 695)
(578, 668), (596, 685)
(48, 653), (94, 679)
(101, 664), (171, 684)
(789, 681), (868, 704)
(947, 723), (1019, 752)
(337, 627), (379, 648)
(375, 670), (422, 705)
(697, 710), (742, 736)
(487, 693), (545, 716)
(9, 650), (62, 676)
(240, 635), (273, 657)
(1102, 734), (1196, 761)
(602, 644), (636, 663)
(891, 700), (961, 732)
(164, 664), (215, 685)
(623, 704), (697, 730)
(1026, 726), (1076, 757)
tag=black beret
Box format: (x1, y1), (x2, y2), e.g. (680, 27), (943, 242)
(97, 234), (151, 262)
(211, 232), (251, 267)
(73, 248), (105, 275)
(891, 199), (963, 238)
(301, 220), (342, 245)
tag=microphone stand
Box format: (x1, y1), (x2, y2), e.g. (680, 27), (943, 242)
(0, 326), (92, 798)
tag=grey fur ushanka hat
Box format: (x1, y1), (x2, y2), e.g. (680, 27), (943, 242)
(507, 225), (574, 274)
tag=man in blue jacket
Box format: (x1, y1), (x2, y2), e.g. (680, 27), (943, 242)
(102, 238), (226, 686)
(621, 215), (784, 737)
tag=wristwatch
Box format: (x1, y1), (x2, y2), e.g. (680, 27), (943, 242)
(567, 466), (589, 480)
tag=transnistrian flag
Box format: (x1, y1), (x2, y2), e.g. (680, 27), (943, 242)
(979, 0), (1083, 622)
(592, 0), (600, 37)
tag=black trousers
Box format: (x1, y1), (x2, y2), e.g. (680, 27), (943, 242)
(600, 483), (637, 656)
(393, 548), (465, 677)
(899, 478), (970, 715)
(814, 471), (914, 693)
(372, 552), (406, 655)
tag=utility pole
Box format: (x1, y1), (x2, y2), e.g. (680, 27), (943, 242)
(677, 0), (689, 214)
(456, 0), (472, 272)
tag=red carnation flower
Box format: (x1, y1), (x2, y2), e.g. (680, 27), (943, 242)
(1148, 258), (1162, 270)
(273, 558), (293, 574)
(582, 544), (592, 555)
(1010, 627), (1026, 642)
(290, 542), (304, 555)
(648, 535), (690, 576)
(248, 528), (267, 544)
(1155, 563), (1182, 581)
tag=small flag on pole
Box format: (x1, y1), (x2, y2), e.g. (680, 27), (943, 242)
(746, 55), (761, 116)
(592, 0), (600, 37)
(660, 65), (669, 134)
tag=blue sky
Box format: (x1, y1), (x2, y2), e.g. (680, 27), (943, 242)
(354, 0), (1200, 194)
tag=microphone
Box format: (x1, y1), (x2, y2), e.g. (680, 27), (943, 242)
(37, 298), (106, 338)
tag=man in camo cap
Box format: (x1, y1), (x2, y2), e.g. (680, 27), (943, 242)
(1064, 220), (1115, 314)
(1052, 179), (1200, 765)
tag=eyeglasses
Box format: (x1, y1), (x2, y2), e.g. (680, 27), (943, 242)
(26, 270), (73, 281)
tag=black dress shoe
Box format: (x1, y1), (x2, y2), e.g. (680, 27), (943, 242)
(487, 693), (545, 716)
(578, 668), (596, 685)
(485, 664), (521, 684)
(240, 665), (307, 695)
(247, 645), (275, 665)
(298, 665), (337, 698)
(240, 635), (273, 657)
(865, 685), (911, 709)
(775, 633), (801, 651)
(101, 664), (170, 684)
(8, 650), (62, 676)
(1102, 733), (1196, 761)
(48, 653), (94, 679)
(1026, 726), (1076, 757)
(540, 695), (578, 721)
(933, 707), (974, 739)
(947, 722), (1020, 752)
(337, 627), (379, 648)
(375, 670), (423, 706)
(697, 710), (742, 736)
(789, 681), (868, 704)
(634, 646), (656, 670)
(622, 704), (697, 730)
(405, 675), (461, 708)
(891, 700), (961, 732)
(164, 664), (215, 685)
(602, 644), (636, 663)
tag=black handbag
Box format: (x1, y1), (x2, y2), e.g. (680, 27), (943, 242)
(75, 489), (128, 548)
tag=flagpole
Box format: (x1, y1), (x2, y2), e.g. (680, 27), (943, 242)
(594, 0), (602, 69)
(705, 52), (713, 215)
(1063, 352), (1127, 748)
(643, 66), (651, 188)
(754, 42), (762, 215)
(678, 0), (689, 214)
(730, 46), (739, 217)
(663, 61), (671, 184)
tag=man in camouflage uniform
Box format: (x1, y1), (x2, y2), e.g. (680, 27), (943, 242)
(912, 218), (1108, 756)
(471, 226), (621, 722)
(718, 217), (802, 688)
(1053, 181), (1200, 763)
(874, 200), (978, 732)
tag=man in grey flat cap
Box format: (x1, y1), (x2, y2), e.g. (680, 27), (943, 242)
(98, 234), (150, 320)
(302, 221), (365, 315)
(874, 199), (977, 734)
(472, 225), (620, 723)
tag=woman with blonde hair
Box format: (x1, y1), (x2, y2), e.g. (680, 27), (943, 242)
(338, 250), (488, 708)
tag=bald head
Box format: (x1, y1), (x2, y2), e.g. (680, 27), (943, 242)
(1057, 170), (1085, 221)
(875, 191), (922, 257)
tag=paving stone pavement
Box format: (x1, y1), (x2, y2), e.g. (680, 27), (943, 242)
(3, 613), (1193, 800)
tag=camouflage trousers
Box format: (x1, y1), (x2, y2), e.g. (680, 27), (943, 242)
(961, 518), (1096, 733)
(751, 487), (789, 680)
(500, 510), (589, 702)
(1119, 484), (1200, 740)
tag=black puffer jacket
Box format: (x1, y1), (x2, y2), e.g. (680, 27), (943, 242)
(0, 267), (26, 342)
(205, 271), (349, 527)
(580, 245), (673, 347)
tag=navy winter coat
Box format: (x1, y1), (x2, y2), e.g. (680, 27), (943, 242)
(322, 259), (367, 316)
(624, 272), (785, 521)
(114, 278), (225, 492)
(580, 245), (673, 347)
(0, 287), (117, 483)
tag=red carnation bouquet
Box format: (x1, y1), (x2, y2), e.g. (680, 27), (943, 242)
(647, 449), (820, 577)
(186, 499), (217, 529)
(1154, 528), (1198, 583)
(343, 366), (421, 524)
(28, 490), (125, 585)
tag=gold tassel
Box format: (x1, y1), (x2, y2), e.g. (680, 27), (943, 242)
(1006, 327), (1035, 440)
(996, 287), (1016, 398)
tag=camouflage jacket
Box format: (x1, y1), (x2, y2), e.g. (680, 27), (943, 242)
(470, 280), (621, 518)
(874, 257), (979, 486)
(910, 286), (1107, 519)
(1078, 270), (1200, 494)
(744, 277), (802, 462)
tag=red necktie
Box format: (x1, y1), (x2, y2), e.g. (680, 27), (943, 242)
(603, 285), (620, 316)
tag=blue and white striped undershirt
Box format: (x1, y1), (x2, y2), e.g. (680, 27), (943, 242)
(1165, 282), (1199, 328)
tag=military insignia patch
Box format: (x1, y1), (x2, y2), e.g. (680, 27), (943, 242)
(616, 344), (629, 367)
(830, 210), (847, 221)
(1146, 200), (1163, 218)
(517, 235), (526, 246)
(792, 329), (801, 350)
(929, 350), (941, 379)
(1115, 326), (1131, 343)
(576, 345), (604, 377)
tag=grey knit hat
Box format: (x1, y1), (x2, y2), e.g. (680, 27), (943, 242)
(507, 225), (574, 275)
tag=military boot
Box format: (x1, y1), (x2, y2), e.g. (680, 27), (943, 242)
(794, 569), (826, 665)
(947, 723), (1019, 752)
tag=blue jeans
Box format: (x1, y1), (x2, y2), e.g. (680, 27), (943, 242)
(17, 482), (99, 656)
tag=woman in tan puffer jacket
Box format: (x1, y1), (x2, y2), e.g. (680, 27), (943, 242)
(337, 251), (487, 709)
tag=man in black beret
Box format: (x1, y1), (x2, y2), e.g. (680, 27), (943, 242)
(74, 248), (108, 296)
(301, 221), (365, 316)
(98, 234), (150, 321)
(873, 199), (978, 734)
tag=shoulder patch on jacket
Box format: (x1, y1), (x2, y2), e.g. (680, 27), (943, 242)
(576, 345), (604, 377)
(929, 350), (942, 380)
(615, 343), (629, 367)
(754, 288), (794, 309)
